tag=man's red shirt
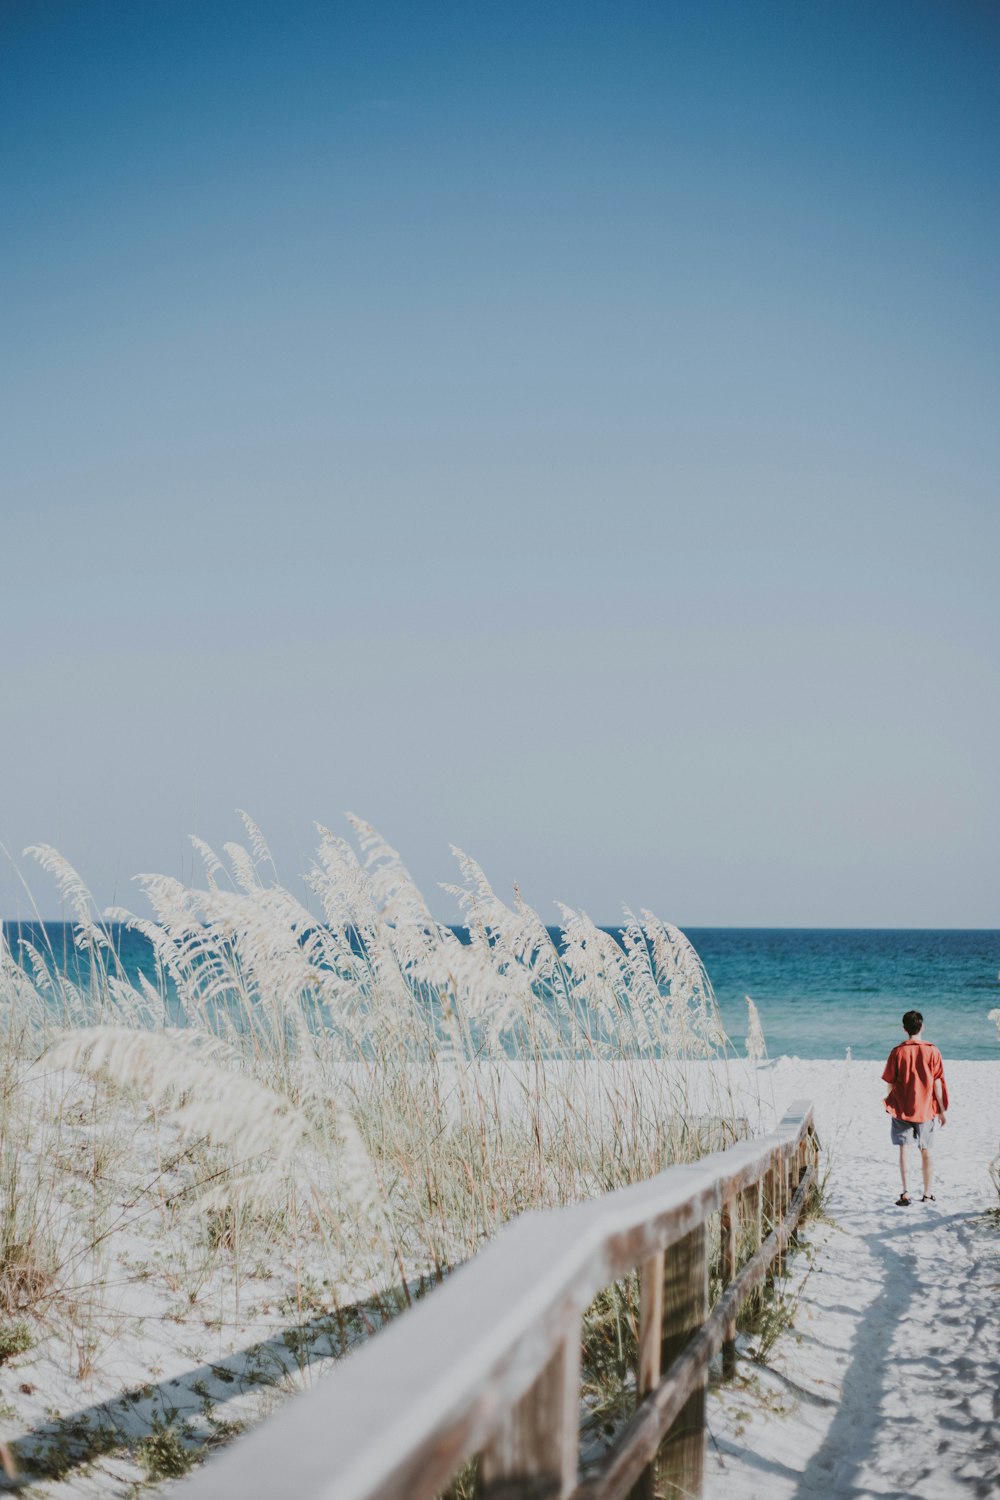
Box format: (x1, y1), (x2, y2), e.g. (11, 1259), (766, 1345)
(882, 1037), (948, 1123)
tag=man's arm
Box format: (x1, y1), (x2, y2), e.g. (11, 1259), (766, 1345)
(934, 1077), (946, 1124)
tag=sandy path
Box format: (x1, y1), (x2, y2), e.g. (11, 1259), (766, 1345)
(706, 1058), (1000, 1499)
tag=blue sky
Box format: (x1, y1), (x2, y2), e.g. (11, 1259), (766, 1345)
(2, 1), (998, 924)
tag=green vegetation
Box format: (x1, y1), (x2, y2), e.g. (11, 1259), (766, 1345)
(0, 1321), (33, 1364)
(136, 1420), (200, 1481)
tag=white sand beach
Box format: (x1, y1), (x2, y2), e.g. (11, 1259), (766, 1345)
(706, 1057), (1000, 1500)
(0, 1055), (995, 1497)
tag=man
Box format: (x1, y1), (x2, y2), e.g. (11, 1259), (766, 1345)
(882, 1009), (948, 1206)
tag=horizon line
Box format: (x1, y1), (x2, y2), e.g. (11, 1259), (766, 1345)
(3, 916), (999, 934)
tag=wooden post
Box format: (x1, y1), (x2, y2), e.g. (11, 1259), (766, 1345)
(638, 1252), (665, 1397)
(776, 1151), (789, 1276)
(720, 1196), (738, 1378)
(742, 1178), (761, 1253)
(656, 1224), (708, 1500)
(631, 1253), (665, 1500)
(762, 1157), (776, 1282)
(807, 1125), (819, 1188)
(480, 1327), (581, 1500)
(791, 1139), (808, 1246)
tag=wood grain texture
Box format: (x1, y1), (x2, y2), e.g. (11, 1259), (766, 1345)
(637, 1252), (665, 1398)
(656, 1224), (708, 1498)
(632, 1254), (665, 1500)
(173, 1103), (815, 1500)
(719, 1196), (738, 1379)
(481, 1328), (581, 1500)
(742, 1178), (761, 1254)
(573, 1164), (815, 1500)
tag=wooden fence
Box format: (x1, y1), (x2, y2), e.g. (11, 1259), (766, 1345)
(178, 1100), (818, 1500)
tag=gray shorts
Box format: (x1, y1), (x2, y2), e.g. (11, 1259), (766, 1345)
(891, 1116), (936, 1150)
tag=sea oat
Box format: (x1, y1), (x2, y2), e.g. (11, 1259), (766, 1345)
(745, 996), (767, 1062)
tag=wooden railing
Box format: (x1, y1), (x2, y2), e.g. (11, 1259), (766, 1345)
(178, 1101), (818, 1500)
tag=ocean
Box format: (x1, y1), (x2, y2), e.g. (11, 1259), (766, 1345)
(4, 923), (999, 1062)
(685, 927), (1000, 1061)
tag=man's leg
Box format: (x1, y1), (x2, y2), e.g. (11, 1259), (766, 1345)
(898, 1143), (909, 1196)
(921, 1143), (933, 1197)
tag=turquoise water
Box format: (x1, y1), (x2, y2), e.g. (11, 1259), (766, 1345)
(4, 924), (999, 1062)
(685, 927), (1000, 1061)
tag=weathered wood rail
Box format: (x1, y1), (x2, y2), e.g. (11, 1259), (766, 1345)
(178, 1101), (818, 1500)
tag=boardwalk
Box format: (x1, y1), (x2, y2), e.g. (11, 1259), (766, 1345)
(706, 1059), (1000, 1500)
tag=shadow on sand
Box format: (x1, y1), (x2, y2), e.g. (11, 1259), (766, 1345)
(0, 1289), (404, 1492)
(790, 1209), (999, 1500)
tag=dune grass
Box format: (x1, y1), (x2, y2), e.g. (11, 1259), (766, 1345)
(0, 814), (755, 1488)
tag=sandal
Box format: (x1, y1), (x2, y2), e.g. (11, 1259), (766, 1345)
(921, 1194), (936, 1202)
(895, 1193), (912, 1206)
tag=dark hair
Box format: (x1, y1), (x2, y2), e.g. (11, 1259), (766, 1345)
(902, 1010), (923, 1036)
